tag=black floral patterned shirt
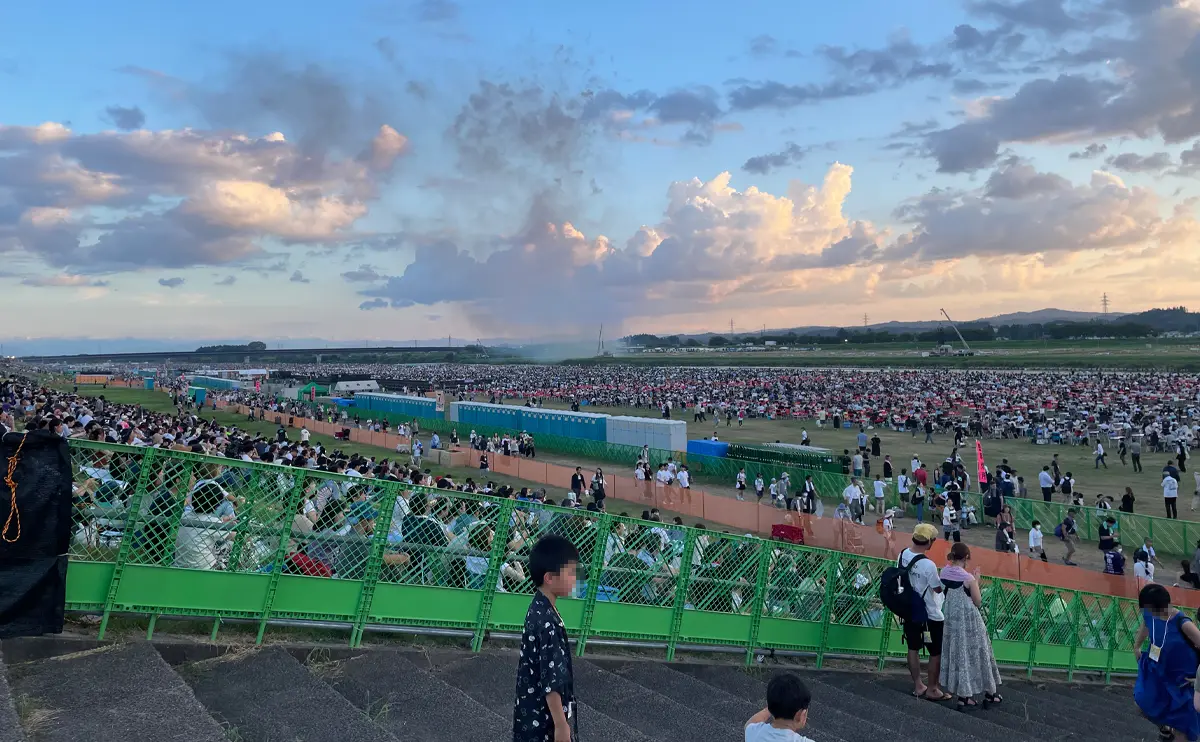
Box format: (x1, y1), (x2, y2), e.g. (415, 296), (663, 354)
(513, 590), (574, 742)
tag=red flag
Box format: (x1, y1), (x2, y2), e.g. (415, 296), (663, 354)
(975, 440), (986, 484)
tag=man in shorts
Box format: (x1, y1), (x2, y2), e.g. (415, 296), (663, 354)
(898, 523), (948, 701)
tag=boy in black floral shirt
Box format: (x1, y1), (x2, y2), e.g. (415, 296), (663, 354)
(513, 535), (579, 742)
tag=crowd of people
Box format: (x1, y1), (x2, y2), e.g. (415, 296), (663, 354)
(0, 375), (753, 604)
(189, 364), (1200, 448)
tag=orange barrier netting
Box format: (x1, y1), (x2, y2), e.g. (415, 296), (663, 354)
(222, 405), (1200, 608)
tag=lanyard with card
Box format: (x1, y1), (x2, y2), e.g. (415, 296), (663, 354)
(1149, 618), (1165, 662)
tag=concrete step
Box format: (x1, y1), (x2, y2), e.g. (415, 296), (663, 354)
(6, 643), (226, 742)
(180, 646), (398, 742)
(867, 674), (1079, 740)
(671, 663), (889, 742)
(601, 660), (762, 727)
(996, 681), (1155, 742)
(806, 670), (1013, 742)
(433, 652), (654, 742)
(321, 650), (510, 742)
(0, 650), (28, 742)
(573, 659), (744, 740)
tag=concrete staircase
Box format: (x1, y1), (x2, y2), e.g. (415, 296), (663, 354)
(0, 640), (1155, 742)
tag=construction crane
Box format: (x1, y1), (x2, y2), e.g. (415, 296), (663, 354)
(938, 308), (974, 355)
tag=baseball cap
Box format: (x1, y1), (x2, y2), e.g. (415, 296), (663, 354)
(912, 523), (939, 544)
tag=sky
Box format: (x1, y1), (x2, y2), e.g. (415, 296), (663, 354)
(4, 0), (1200, 352)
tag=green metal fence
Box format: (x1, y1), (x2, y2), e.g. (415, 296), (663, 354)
(64, 440), (1143, 680)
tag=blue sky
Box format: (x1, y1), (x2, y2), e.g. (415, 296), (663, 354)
(3, 0), (1200, 351)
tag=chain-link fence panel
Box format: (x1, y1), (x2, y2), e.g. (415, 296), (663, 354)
(982, 579), (1038, 644)
(68, 443), (148, 563)
(826, 556), (888, 629)
(1074, 592), (1118, 672)
(1035, 588), (1079, 668)
(374, 487), (510, 590)
(588, 514), (686, 607)
(684, 530), (761, 614)
(279, 471), (397, 581)
(762, 545), (832, 621)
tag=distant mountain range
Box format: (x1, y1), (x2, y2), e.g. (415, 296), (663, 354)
(665, 308), (1125, 342)
(6, 308), (1196, 358)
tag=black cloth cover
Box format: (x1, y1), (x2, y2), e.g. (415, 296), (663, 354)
(0, 430), (73, 638)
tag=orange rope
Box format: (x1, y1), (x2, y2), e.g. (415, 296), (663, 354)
(2, 433), (25, 543)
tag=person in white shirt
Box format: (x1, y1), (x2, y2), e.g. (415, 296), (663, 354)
(842, 480), (864, 523)
(1028, 520), (1047, 561)
(1093, 441), (1107, 469)
(743, 673), (816, 742)
(769, 478), (780, 506)
(677, 467), (691, 489)
(897, 470), (910, 500)
(300, 426), (310, 443)
(655, 465), (673, 485)
(1133, 554), (1155, 583)
(736, 468), (748, 500)
(942, 501), (960, 543)
(872, 476), (886, 513)
(1165, 473), (1180, 519)
(1037, 467), (1055, 502)
(899, 524), (947, 701)
(755, 474), (765, 502)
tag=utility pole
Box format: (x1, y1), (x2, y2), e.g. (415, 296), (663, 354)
(1101, 293), (1110, 315)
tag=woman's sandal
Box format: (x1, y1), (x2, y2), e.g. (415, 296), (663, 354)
(983, 693), (1003, 706)
(956, 697), (978, 710)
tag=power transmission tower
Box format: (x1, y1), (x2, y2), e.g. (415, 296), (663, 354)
(1101, 293), (1110, 315)
(863, 313), (869, 327)
(729, 319), (735, 336)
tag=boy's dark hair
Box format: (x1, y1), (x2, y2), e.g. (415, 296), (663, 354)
(529, 535), (579, 586)
(766, 673), (811, 719)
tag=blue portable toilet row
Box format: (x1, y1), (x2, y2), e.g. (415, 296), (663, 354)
(190, 376), (241, 391)
(448, 402), (608, 442)
(187, 386), (207, 405)
(354, 392), (436, 419)
(143, 378), (155, 390)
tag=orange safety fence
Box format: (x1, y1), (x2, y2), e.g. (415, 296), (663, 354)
(226, 405), (1200, 609)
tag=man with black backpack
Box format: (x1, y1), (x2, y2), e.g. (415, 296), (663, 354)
(883, 523), (949, 701)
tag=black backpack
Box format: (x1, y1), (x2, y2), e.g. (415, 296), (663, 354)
(880, 553), (929, 623)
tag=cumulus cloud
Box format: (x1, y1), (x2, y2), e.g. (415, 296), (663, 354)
(891, 159), (1197, 261)
(926, 3), (1200, 171)
(0, 115), (408, 273)
(742, 143), (806, 174)
(1069, 143), (1108, 159)
(729, 31), (953, 112)
(104, 105), (146, 131)
(1107, 151), (1173, 173)
(359, 297), (389, 310)
(341, 264), (383, 282)
(360, 164), (884, 329)
(158, 276), (185, 288)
